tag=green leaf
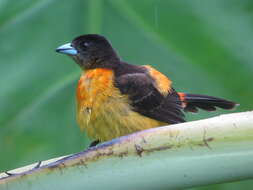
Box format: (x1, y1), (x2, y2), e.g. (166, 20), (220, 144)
(1, 111), (253, 190)
(0, 0), (252, 189)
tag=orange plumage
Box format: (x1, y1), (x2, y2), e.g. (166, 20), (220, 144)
(76, 68), (166, 141)
(144, 65), (172, 95)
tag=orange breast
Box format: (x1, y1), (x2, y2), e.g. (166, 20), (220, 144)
(76, 68), (113, 111)
(76, 68), (167, 141)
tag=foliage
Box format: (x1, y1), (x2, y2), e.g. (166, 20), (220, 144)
(0, 0), (252, 189)
(1, 111), (253, 190)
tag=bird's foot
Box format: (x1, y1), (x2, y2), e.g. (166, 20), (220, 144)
(89, 140), (100, 148)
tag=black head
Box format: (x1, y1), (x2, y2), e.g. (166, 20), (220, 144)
(56, 34), (120, 69)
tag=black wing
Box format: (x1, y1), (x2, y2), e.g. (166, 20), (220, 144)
(115, 73), (185, 124)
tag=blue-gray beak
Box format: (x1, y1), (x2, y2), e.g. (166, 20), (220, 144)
(56, 43), (78, 55)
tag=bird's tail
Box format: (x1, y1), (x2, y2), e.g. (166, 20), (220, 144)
(178, 93), (238, 113)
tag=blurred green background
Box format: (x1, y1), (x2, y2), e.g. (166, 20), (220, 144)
(0, 0), (252, 189)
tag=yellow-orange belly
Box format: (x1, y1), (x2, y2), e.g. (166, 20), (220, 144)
(76, 68), (167, 141)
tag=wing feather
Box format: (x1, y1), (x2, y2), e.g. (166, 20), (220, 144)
(115, 72), (185, 124)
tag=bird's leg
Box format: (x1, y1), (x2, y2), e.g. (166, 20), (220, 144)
(33, 161), (42, 169)
(89, 140), (100, 147)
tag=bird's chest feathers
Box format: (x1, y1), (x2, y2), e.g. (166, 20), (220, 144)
(77, 68), (116, 108)
(76, 69), (129, 128)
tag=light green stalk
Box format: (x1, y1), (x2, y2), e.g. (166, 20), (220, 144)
(1, 111), (253, 190)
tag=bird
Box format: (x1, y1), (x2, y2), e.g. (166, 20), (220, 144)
(56, 34), (237, 145)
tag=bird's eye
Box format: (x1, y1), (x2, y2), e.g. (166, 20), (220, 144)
(83, 42), (89, 47)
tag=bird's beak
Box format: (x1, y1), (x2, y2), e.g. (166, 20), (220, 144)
(56, 43), (78, 55)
